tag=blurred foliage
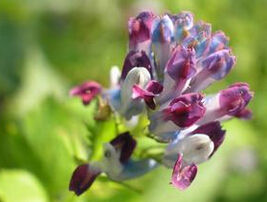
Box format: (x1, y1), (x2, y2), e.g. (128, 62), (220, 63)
(0, 0), (266, 202)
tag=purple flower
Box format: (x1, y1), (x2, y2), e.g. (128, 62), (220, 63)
(163, 93), (206, 128)
(198, 82), (253, 124)
(219, 83), (253, 117)
(70, 81), (102, 105)
(186, 49), (236, 92)
(69, 132), (157, 195)
(70, 10), (254, 193)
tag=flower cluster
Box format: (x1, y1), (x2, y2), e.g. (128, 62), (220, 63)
(69, 11), (253, 195)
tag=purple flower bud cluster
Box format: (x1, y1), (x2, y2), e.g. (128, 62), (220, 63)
(69, 11), (253, 195)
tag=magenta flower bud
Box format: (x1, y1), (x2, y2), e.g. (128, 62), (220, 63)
(198, 82), (253, 124)
(128, 11), (155, 50)
(70, 81), (102, 105)
(132, 80), (163, 110)
(69, 164), (101, 196)
(171, 153), (198, 190)
(109, 132), (137, 163)
(190, 121), (225, 157)
(163, 93), (206, 128)
(121, 50), (152, 80)
(219, 82), (253, 116)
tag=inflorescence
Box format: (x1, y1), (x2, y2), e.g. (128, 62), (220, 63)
(69, 11), (253, 195)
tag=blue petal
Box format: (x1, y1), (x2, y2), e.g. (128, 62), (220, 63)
(107, 88), (121, 111)
(117, 159), (158, 180)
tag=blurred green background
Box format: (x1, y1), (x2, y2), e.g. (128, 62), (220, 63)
(0, 0), (266, 201)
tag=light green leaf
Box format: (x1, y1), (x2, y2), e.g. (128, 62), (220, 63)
(0, 169), (49, 202)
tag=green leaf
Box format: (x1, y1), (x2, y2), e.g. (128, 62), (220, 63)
(0, 169), (49, 202)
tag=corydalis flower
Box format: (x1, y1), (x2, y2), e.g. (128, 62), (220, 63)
(70, 10), (253, 193)
(69, 132), (157, 195)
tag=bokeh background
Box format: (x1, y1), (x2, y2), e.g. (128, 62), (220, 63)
(0, 0), (267, 201)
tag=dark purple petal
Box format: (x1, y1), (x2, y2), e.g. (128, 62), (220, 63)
(69, 164), (101, 196)
(201, 49), (236, 80)
(70, 81), (102, 105)
(132, 85), (155, 109)
(191, 122), (226, 157)
(163, 93), (206, 128)
(128, 11), (155, 49)
(219, 82), (253, 117)
(146, 80), (164, 94)
(166, 46), (196, 81)
(110, 132), (137, 163)
(121, 50), (152, 80)
(171, 153), (198, 190)
(132, 80), (163, 110)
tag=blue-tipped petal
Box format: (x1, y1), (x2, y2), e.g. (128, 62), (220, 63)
(172, 11), (194, 43)
(107, 88), (121, 111)
(115, 159), (158, 181)
(151, 15), (175, 80)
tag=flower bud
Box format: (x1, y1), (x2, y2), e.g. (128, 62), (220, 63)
(151, 15), (174, 79)
(198, 83), (253, 124)
(219, 82), (253, 116)
(128, 11), (155, 51)
(185, 49), (235, 93)
(171, 11), (194, 42)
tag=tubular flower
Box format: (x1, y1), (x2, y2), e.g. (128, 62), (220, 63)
(70, 10), (254, 194)
(69, 132), (157, 195)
